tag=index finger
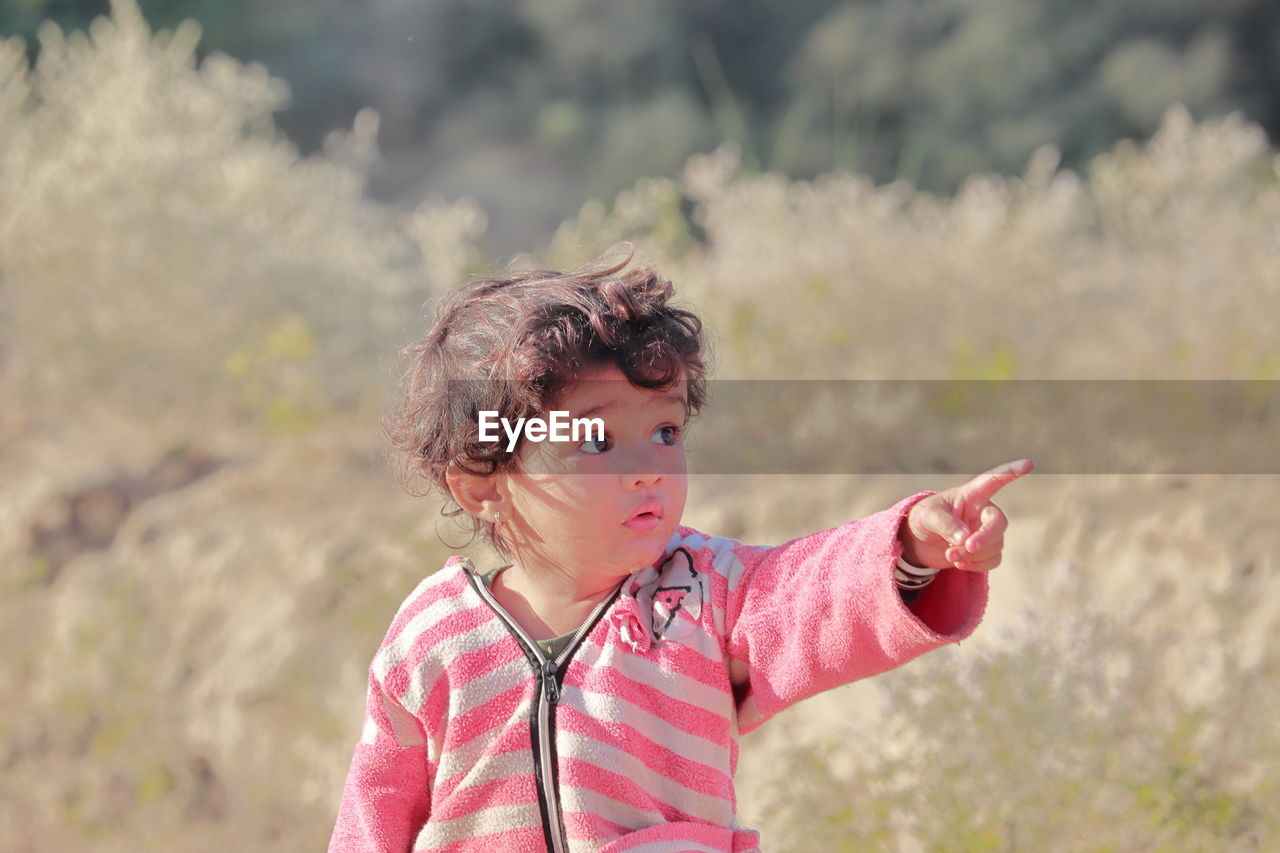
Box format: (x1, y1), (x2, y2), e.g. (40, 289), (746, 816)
(961, 458), (1034, 501)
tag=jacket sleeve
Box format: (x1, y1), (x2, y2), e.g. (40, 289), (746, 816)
(724, 491), (987, 733)
(328, 656), (432, 851)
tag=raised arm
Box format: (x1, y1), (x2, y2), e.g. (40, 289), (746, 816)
(724, 492), (988, 734)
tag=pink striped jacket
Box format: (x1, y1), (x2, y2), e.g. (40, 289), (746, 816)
(329, 493), (987, 852)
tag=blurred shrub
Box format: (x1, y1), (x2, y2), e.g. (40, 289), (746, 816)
(9, 1), (1280, 258)
(221, 314), (323, 432)
(750, 558), (1277, 850)
(4, 3), (1277, 418)
(545, 106), (1280, 380)
(0, 0), (487, 424)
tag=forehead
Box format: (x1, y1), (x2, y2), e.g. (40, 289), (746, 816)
(554, 364), (687, 414)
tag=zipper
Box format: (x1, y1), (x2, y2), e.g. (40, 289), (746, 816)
(468, 568), (622, 853)
(536, 659), (561, 853)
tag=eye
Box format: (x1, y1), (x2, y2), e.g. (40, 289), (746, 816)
(652, 424), (682, 446)
(578, 434), (612, 454)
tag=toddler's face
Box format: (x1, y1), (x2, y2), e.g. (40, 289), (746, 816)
(499, 363), (688, 578)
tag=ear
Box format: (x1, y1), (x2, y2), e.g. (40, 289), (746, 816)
(445, 460), (507, 524)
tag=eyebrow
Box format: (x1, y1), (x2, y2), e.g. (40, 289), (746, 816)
(575, 394), (687, 419)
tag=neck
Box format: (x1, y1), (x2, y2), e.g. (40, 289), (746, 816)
(491, 556), (627, 641)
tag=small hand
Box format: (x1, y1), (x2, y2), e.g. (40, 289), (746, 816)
(901, 458), (1034, 572)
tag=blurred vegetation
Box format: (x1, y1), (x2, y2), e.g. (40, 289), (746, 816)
(3, 0), (1279, 254)
(546, 112), (1280, 382)
(1, 3), (1278, 851)
(752, 555), (1279, 850)
(3, 1), (1278, 425)
(0, 0), (487, 421)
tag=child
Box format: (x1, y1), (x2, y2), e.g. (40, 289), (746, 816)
(329, 254), (1031, 852)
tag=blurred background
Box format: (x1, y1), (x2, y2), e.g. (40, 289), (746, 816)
(1, 0), (1277, 849)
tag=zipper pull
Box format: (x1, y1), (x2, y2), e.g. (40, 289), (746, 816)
(542, 659), (560, 705)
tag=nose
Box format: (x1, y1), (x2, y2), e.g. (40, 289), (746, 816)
(618, 444), (665, 491)
(625, 468), (662, 491)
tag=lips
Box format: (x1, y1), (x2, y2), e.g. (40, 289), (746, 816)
(623, 499), (665, 528)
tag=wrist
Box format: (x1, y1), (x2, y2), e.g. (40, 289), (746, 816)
(896, 499), (942, 592)
(894, 553), (940, 590)
(897, 516), (926, 567)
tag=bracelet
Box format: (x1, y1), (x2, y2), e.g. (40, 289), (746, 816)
(894, 555), (941, 590)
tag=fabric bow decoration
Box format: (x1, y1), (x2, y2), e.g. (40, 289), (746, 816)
(610, 550), (703, 654)
(610, 595), (653, 654)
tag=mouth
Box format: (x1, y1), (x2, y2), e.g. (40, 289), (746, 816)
(623, 500), (665, 529)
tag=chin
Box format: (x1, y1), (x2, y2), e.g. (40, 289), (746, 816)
(617, 521), (679, 570)
(635, 537), (673, 569)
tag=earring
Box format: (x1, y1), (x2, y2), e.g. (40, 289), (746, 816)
(493, 511), (503, 527)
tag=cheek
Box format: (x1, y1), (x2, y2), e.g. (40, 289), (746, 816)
(668, 472), (689, 508)
(529, 473), (601, 503)
(512, 474), (614, 526)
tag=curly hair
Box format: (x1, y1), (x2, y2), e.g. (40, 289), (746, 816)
(385, 249), (710, 556)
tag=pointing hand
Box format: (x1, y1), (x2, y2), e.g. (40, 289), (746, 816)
(901, 458), (1034, 571)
